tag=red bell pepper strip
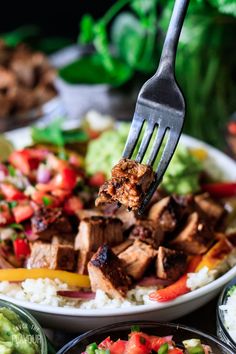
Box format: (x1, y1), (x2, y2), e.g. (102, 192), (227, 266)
(12, 202), (34, 223)
(202, 182), (236, 198)
(0, 183), (26, 201)
(13, 239), (31, 259)
(149, 256), (202, 303)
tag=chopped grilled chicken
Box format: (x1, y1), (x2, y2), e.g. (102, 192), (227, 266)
(96, 159), (154, 210)
(118, 240), (157, 280)
(51, 234), (75, 246)
(194, 193), (225, 225)
(148, 195), (193, 233)
(129, 219), (164, 249)
(113, 207), (137, 231)
(170, 212), (215, 255)
(0, 254), (14, 268)
(156, 246), (187, 281)
(28, 241), (76, 271)
(88, 245), (131, 299)
(112, 239), (133, 255)
(77, 250), (94, 275)
(31, 207), (72, 241)
(76, 209), (102, 221)
(74, 216), (123, 251)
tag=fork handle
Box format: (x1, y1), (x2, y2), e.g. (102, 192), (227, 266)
(158, 0), (189, 75)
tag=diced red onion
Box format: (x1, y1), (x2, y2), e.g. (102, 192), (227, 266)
(137, 276), (173, 287)
(36, 166), (51, 184)
(162, 336), (173, 342)
(57, 291), (95, 300)
(25, 226), (39, 241)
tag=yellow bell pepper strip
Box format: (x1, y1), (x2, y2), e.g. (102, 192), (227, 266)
(196, 238), (234, 272)
(0, 269), (90, 288)
(189, 148), (208, 161)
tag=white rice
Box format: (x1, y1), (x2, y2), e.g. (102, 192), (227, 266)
(187, 266), (216, 291)
(0, 279), (155, 309)
(220, 286), (236, 342)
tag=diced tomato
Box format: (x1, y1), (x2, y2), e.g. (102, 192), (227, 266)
(88, 172), (106, 187)
(98, 336), (113, 349)
(168, 349), (184, 354)
(228, 121), (236, 135)
(0, 203), (13, 225)
(63, 196), (83, 215)
(0, 183), (26, 201)
(52, 189), (71, 202)
(52, 168), (77, 190)
(31, 191), (59, 208)
(13, 238), (31, 259)
(109, 340), (127, 354)
(47, 154), (69, 171)
(12, 202), (34, 223)
(125, 333), (151, 354)
(69, 153), (84, 168)
(87, 129), (101, 140)
(9, 149), (41, 176)
(149, 335), (172, 351)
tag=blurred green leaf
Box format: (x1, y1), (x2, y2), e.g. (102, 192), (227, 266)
(131, 0), (158, 17)
(59, 53), (133, 86)
(35, 37), (73, 54)
(79, 14), (95, 44)
(1, 25), (40, 47)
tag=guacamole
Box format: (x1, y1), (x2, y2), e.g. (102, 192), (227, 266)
(0, 307), (39, 354)
(86, 124), (203, 195)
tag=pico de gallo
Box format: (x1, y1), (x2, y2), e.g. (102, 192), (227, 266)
(82, 328), (212, 354)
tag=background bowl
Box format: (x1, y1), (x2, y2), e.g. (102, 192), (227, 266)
(217, 278), (236, 351)
(58, 321), (234, 354)
(0, 299), (48, 354)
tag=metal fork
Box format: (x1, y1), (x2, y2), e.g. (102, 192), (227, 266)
(122, 0), (189, 215)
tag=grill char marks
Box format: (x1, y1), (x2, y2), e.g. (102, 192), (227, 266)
(156, 246), (187, 281)
(96, 159), (155, 210)
(88, 245), (131, 299)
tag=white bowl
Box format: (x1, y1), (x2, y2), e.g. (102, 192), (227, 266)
(2, 126), (236, 332)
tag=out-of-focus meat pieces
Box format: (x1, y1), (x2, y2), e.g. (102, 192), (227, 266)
(170, 212), (214, 254)
(112, 239), (133, 255)
(156, 246), (187, 281)
(194, 193), (225, 225)
(28, 241), (75, 271)
(77, 250), (94, 275)
(118, 240), (157, 279)
(74, 216), (123, 251)
(96, 159), (154, 210)
(31, 207), (72, 241)
(113, 207), (136, 231)
(88, 245), (131, 299)
(129, 219), (163, 249)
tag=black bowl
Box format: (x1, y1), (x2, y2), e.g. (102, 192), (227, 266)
(58, 321), (234, 354)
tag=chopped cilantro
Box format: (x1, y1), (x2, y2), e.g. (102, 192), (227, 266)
(9, 223), (24, 231)
(8, 165), (16, 177)
(42, 196), (53, 207)
(8, 201), (17, 209)
(228, 285), (236, 296)
(131, 325), (140, 332)
(139, 336), (146, 345)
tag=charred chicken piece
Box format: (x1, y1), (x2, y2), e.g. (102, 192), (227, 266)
(28, 241), (76, 271)
(148, 195), (193, 233)
(156, 246), (187, 281)
(96, 159), (155, 210)
(88, 244), (131, 299)
(31, 207), (72, 241)
(170, 212), (215, 255)
(194, 193), (225, 225)
(118, 240), (157, 280)
(129, 219), (164, 249)
(77, 250), (94, 275)
(74, 216), (123, 252)
(112, 239), (133, 256)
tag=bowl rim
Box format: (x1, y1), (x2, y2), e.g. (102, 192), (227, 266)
(57, 320), (235, 354)
(217, 278), (236, 349)
(0, 298), (48, 353)
(1, 126), (236, 318)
